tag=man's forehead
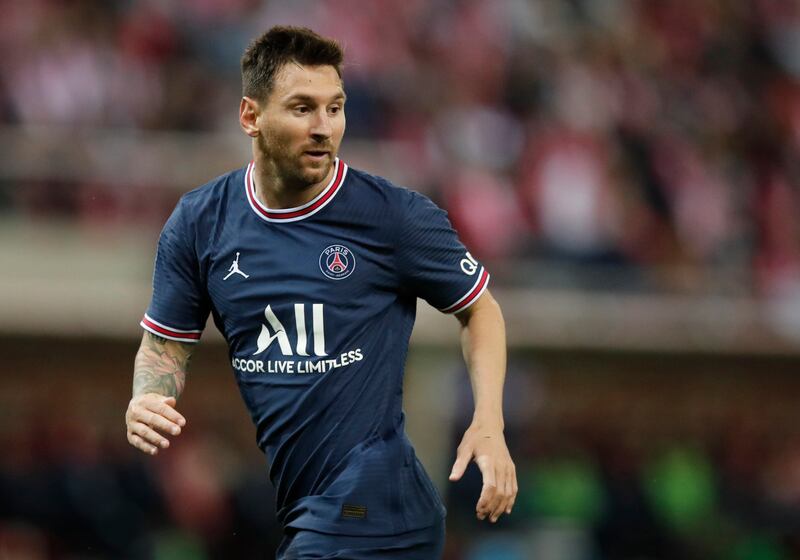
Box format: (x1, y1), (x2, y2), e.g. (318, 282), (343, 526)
(273, 63), (344, 100)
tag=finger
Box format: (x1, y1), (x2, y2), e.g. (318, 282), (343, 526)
(475, 457), (496, 519)
(477, 482), (496, 520)
(507, 467), (518, 514)
(131, 421), (170, 449)
(449, 449), (472, 481)
(152, 413), (182, 436)
(488, 467), (508, 522)
(491, 467), (516, 522)
(497, 465), (513, 516)
(135, 408), (182, 436)
(141, 398), (186, 430)
(128, 432), (158, 455)
(506, 494), (516, 515)
(156, 397), (186, 427)
(130, 421), (170, 449)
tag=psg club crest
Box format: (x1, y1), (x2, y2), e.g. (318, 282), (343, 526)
(319, 244), (356, 280)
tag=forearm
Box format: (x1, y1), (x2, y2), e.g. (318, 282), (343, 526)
(451, 291), (516, 523)
(133, 332), (194, 398)
(457, 291), (507, 429)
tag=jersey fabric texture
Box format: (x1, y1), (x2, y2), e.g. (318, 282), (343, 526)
(141, 159), (489, 537)
(276, 516), (445, 559)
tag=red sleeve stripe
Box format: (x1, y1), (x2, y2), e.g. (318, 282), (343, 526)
(440, 267), (490, 314)
(140, 314), (202, 342)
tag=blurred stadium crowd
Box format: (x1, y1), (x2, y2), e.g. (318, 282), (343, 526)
(2, 0), (800, 295)
(3, 0), (800, 559)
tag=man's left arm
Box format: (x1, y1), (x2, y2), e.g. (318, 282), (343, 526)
(448, 289), (517, 523)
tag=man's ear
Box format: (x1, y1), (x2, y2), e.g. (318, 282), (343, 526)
(239, 97), (260, 137)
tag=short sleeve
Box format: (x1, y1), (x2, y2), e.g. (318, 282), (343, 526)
(396, 191), (490, 313)
(140, 199), (209, 342)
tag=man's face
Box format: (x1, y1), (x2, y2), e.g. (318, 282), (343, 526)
(255, 63), (346, 188)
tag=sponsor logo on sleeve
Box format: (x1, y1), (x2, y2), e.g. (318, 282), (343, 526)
(460, 251), (479, 275)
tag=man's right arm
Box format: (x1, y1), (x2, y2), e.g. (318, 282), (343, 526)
(125, 331), (193, 455)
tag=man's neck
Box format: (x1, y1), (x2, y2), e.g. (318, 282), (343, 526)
(252, 156), (334, 210)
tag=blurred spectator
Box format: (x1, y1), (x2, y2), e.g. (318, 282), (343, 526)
(1, 0), (799, 296)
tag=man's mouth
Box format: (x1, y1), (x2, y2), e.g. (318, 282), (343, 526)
(303, 150), (330, 160)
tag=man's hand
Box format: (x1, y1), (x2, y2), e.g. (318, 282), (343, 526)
(125, 393), (186, 455)
(449, 422), (517, 523)
(127, 332), (193, 455)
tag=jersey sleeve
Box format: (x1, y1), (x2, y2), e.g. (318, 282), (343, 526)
(140, 198), (209, 342)
(396, 191), (490, 313)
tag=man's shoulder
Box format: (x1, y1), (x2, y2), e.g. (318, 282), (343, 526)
(178, 164), (247, 214)
(346, 165), (441, 217)
(344, 165), (418, 207)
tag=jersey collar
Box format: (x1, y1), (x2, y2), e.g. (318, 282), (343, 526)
(245, 158), (348, 223)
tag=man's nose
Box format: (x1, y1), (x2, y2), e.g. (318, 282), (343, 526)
(310, 109), (332, 140)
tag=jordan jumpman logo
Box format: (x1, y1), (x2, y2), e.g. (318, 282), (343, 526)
(224, 252), (250, 280)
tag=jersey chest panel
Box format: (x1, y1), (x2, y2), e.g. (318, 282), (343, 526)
(206, 217), (398, 368)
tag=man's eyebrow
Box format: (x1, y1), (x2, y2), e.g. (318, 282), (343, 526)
(283, 92), (347, 104)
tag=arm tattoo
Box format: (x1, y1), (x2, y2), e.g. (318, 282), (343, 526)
(133, 332), (194, 398)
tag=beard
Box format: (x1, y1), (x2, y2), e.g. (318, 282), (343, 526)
(257, 131), (334, 190)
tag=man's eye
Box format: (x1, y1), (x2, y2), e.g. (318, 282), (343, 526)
(329, 106), (341, 115)
(294, 106), (310, 114)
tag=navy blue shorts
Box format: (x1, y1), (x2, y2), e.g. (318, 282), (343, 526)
(275, 518), (446, 559)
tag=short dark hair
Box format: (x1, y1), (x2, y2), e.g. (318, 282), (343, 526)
(241, 26), (344, 101)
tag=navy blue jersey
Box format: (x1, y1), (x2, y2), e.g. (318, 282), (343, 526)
(141, 159), (490, 536)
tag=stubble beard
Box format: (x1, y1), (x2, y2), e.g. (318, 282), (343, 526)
(257, 133), (333, 191)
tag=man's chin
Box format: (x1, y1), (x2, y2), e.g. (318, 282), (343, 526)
(299, 160), (333, 184)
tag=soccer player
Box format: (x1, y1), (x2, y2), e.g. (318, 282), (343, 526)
(125, 26), (516, 558)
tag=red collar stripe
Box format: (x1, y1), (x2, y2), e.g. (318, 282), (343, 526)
(141, 314), (202, 342)
(245, 159), (347, 223)
(440, 267), (490, 314)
